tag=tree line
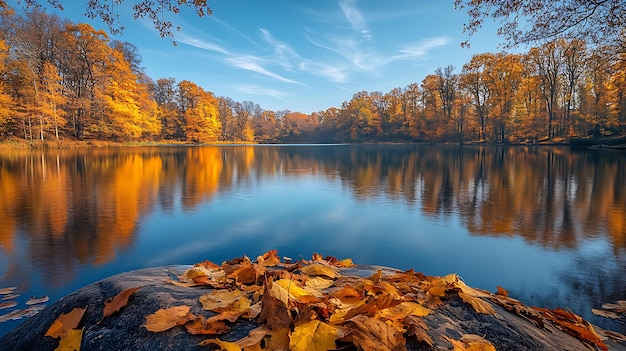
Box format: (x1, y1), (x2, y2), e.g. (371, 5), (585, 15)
(0, 10), (624, 144)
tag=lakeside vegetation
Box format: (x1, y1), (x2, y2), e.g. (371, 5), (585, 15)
(0, 7), (624, 147)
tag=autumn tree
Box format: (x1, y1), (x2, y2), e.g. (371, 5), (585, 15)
(153, 77), (182, 139)
(6, 0), (212, 39)
(455, 0), (624, 48)
(177, 80), (221, 143)
(0, 40), (14, 135)
(40, 61), (66, 140)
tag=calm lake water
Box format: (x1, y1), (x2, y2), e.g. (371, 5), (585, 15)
(0, 144), (624, 336)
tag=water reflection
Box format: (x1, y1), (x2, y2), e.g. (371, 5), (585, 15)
(0, 145), (624, 332)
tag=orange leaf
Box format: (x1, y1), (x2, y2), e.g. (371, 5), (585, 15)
(347, 314), (405, 351)
(103, 286), (141, 318)
(257, 250), (281, 267)
(404, 315), (434, 347)
(258, 280), (292, 329)
(199, 338), (241, 351)
(143, 305), (192, 332)
(495, 285), (508, 297)
(444, 334), (496, 351)
(300, 263), (338, 279)
(458, 291), (496, 315)
(234, 325), (269, 348)
(45, 307), (87, 339)
(185, 315), (229, 335)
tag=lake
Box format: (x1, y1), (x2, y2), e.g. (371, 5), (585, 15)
(0, 144), (624, 336)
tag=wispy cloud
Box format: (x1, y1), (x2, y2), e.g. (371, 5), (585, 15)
(260, 28), (299, 70)
(234, 85), (293, 100)
(225, 55), (305, 85)
(339, 0), (372, 42)
(395, 37), (451, 60)
(176, 33), (232, 55)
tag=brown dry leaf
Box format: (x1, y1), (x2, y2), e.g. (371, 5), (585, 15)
(235, 325), (270, 348)
(300, 263), (338, 279)
(228, 262), (259, 284)
(257, 249), (281, 267)
(289, 320), (340, 351)
(199, 289), (248, 312)
(376, 301), (431, 321)
(444, 334), (496, 351)
(458, 291), (496, 315)
(404, 315), (434, 347)
(332, 285), (362, 301)
(185, 315), (229, 335)
(243, 301), (261, 319)
(602, 300), (626, 310)
(495, 286), (508, 297)
(46, 307), (87, 339)
(55, 328), (83, 351)
(347, 314), (405, 351)
(143, 305), (192, 332)
(258, 280), (292, 329)
(0, 287), (16, 295)
(0, 301), (17, 310)
(179, 265), (227, 287)
(199, 338), (241, 351)
(102, 286), (141, 319)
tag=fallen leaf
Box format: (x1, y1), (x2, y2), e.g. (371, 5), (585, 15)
(300, 263), (338, 279)
(258, 280), (292, 330)
(143, 305), (192, 332)
(458, 291), (496, 315)
(495, 286), (508, 297)
(376, 301), (431, 320)
(275, 279), (319, 304)
(1, 294), (19, 301)
(55, 328), (83, 351)
(235, 325), (270, 348)
(289, 320), (340, 351)
(257, 250), (281, 267)
(46, 307), (87, 339)
(185, 315), (229, 335)
(199, 289), (248, 312)
(346, 314), (405, 351)
(103, 286), (141, 318)
(601, 300), (626, 311)
(265, 327), (290, 351)
(199, 338), (241, 351)
(444, 334), (496, 351)
(305, 277), (334, 290)
(404, 315), (434, 347)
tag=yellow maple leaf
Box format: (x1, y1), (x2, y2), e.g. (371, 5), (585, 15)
(305, 277), (334, 290)
(55, 328), (83, 351)
(46, 307), (87, 339)
(376, 301), (431, 320)
(299, 263), (338, 278)
(289, 320), (340, 351)
(458, 291), (496, 315)
(143, 305), (192, 332)
(275, 279), (320, 303)
(199, 289), (248, 312)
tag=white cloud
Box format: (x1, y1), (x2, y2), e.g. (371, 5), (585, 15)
(234, 85), (293, 100)
(225, 56), (306, 85)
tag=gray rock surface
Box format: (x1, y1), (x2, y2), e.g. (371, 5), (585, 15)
(0, 265), (623, 351)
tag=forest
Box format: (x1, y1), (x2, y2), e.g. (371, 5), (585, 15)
(0, 9), (624, 145)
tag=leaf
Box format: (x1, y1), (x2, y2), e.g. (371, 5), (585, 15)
(265, 327), (290, 351)
(299, 263), (338, 278)
(235, 325), (270, 348)
(458, 291), (496, 315)
(258, 280), (292, 330)
(199, 289), (248, 312)
(495, 286), (508, 297)
(256, 249), (281, 267)
(199, 338), (241, 351)
(184, 315), (229, 335)
(275, 279), (319, 304)
(103, 286), (141, 318)
(0, 301), (17, 310)
(346, 314), (405, 351)
(305, 277), (334, 290)
(55, 328), (83, 351)
(289, 320), (340, 351)
(143, 305), (192, 332)
(376, 301), (431, 321)
(404, 315), (434, 347)
(46, 307), (87, 338)
(444, 334), (496, 351)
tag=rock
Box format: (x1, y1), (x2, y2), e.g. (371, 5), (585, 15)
(0, 265), (624, 351)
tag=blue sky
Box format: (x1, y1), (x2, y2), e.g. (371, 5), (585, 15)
(10, 0), (505, 113)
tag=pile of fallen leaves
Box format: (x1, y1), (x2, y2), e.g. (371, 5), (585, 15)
(42, 250), (620, 351)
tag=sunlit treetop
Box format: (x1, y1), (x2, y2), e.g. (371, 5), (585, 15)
(4, 0), (212, 38)
(455, 0), (625, 48)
